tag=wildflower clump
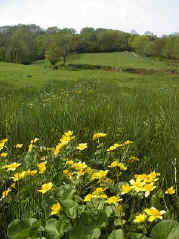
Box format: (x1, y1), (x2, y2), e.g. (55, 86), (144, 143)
(0, 131), (177, 239)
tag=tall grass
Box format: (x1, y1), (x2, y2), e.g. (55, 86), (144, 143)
(0, 70), (179, 190)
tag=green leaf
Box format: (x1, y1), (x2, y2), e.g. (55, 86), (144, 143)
(45, 218), (65, 239)
(151, 220), (179, 239)
(55, 185), (76, 200)
(105, 206), (114, 217)
(69, 225), (101, 239)
(108, 229), (125, 239)
(7, 218), (41, 239)
(127, 232), (151, 239)
(61, 199), (78, 219)
(167, 225), (179, 239)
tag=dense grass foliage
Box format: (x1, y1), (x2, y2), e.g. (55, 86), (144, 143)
(0, 53), (179, 237)
(0, 60), (179, 185)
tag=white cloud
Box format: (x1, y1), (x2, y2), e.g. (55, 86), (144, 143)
(0, 0), (178, 35)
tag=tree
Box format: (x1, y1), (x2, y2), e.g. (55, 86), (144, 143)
(129, 35), (150, 55)
(46, 33), (75, 66)
(5, 27), (36, 64)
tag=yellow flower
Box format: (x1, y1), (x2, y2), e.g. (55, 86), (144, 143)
(72, 162), (87, 171)
(145, 207), (166, 222)
(11, 173), (23, 182)
(30, 170), (37, 176)
(0, 152), (7, 158)
(124, 140), (133, 145)
(130, 179), (144, 192)
(91, 170), (108, 182)
(147, 171), (160, 183)
(60, 131), (75, 144)
(84, 194), (93, 202)
(105, 196), (122, 204)
(119, 163), (127, 171)
(2, 162), (21, 171)
(16, 144), (23, 148)
(92, 133), (107, 141)
(10, 183), (16, 189)
(53, 143), (65, 156)
(0, 139), (7, 151)
(121, 184), (131, 194)
(108, 161), (120, 168)
(63, 169), (69, 175)
(2, 188), (11, 199)
(165, 186), (175, 195)
(129, 156), (139, 161)
(64, 131), (73, 137)
(76, 143), (87, 151)
(92, 187), (105, 196)
(107, 143), (122, 152)
(37, 161), (47, 174)
(51, 202), (61, 215)
(0, 139), (8, 143)
(85, 167), (93, 175)
(63, 170), (73, 179)
(98, 194), (107, 199)
(28, 144), (33, 152)
(0, 143), (4, 151)
(134, 214), (146, 223)
(142, 183), (156, 197)
(66, 160), (73, 165)
(31, 138), (39, 144)
(38, 182), (53, 194)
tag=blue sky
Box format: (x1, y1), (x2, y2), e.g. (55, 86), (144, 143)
(0, 0), (178, 35)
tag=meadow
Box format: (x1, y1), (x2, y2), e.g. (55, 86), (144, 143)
(0, 52), (179, 238)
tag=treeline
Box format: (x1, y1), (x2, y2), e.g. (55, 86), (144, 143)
(0, 24), (179, 65)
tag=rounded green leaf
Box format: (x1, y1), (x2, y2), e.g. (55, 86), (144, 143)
(108, 229), (125, 239)
(167, 225), (179, 239)
(7, 218), (39, 239)
(127, 232), (151, 239)
(151, 220), (179, 239)
(45, 218), (64, 239)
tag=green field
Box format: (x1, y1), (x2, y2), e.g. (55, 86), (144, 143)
(68, 52), (179, 70)
(0, 52), (179, 238)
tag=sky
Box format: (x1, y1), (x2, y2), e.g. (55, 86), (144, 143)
(0, 0), (178, 35)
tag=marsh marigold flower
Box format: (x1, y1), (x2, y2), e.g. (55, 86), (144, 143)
(106, 196), (122, 204)
(0, 152), (7, 158)
(129, 156), (139, 161)
(144, 207), (166, 222)
(0, 139), (8, 144)
(92, 133), (106, 141)
(31, 138), (39, 144)
(119, 163), (127, 171)
(66, 160), (73, 165)
(121, 184), (131, 194)
(76, 143), (87, 151)
(2, 162), (21, 171)
(134, 214), (146, 223)
(124, 140), (133, 145)
(51, 202), (61, 215)
(107, 143), (123, 152)
(84, 194), (93, 202)
(108, 161), (120, 168)
(165, 186), (175, 195)
(1, 188), (11, 199)
(37, 182), (53, 194)
(37, 161), (47, 174)
(142, 183), (156, 197)
(16, 144), (23, 149)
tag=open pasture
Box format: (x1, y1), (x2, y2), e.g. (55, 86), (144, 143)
(0, 53), (179, 238)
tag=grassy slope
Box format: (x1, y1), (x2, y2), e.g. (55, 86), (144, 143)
(68, 52), (179, 70)
(0, 55), (179, 190)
